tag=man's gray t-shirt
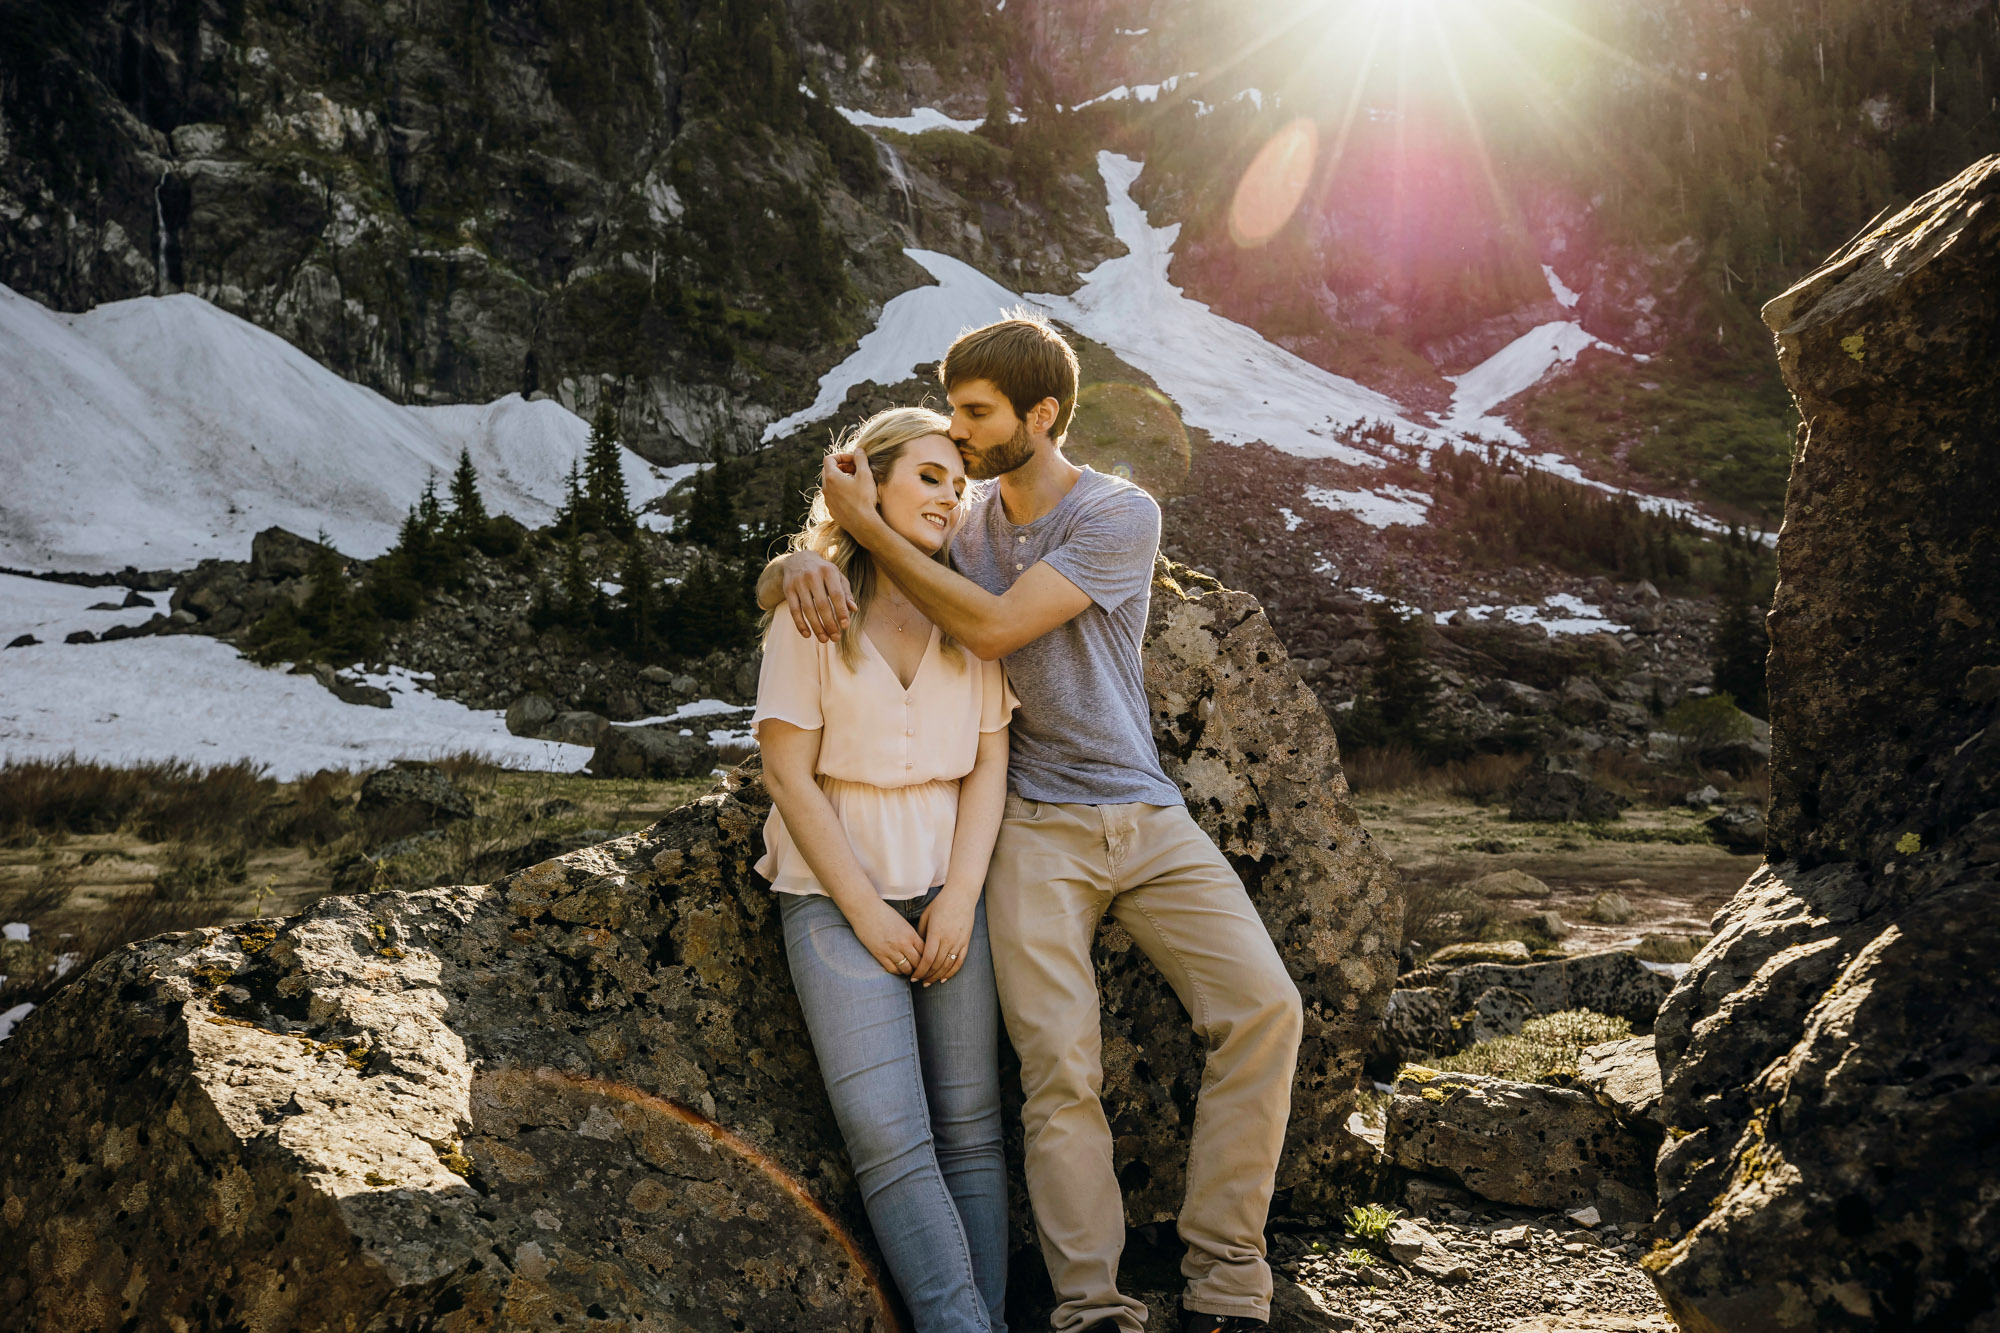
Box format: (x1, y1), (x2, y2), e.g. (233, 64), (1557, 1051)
(952, 466), (1181, 806)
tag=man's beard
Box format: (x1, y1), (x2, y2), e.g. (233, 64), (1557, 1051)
(961, 419), (1036, 480)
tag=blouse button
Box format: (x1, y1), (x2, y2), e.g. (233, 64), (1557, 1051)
(1015, 562), (1024, 571)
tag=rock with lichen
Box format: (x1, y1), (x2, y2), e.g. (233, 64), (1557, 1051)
(0, 559), (1397, 1330)
(1645, 154), (2000, 1331)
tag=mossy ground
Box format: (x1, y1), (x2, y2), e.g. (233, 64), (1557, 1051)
(1506, 348), (1796, 523)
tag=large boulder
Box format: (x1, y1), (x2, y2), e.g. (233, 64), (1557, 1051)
(1507, 754), (1629, 823)
(0, 559), (1399, 1329)
(249, 526), (334, 581)
(586, 723), (717, 779)
(1646, 155), (2000, 1330)
(1385, 1067), (1655, 1222)
(357, 761), (474, 824)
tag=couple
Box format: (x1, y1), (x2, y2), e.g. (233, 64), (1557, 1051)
(750, 314), (1303, 1333)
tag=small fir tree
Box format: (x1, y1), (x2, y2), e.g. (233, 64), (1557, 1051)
(583, 402), (634, 536)
(445, 447), (489, 547)
(555, 458), (586, 539)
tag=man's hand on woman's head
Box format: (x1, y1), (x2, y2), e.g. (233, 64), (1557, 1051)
(780, 550), (855, 643)
(820, 449), (884, 538)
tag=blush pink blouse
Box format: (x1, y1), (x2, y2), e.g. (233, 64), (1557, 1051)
(751, 617), (1018, 900)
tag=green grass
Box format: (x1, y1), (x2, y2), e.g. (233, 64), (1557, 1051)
(1507, 348), (1795, 519)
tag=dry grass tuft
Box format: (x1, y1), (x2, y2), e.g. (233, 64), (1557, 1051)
(1415, 1010), (1633, 1084)
(1343, 747), (1528, 802)
(1, 755), (276, 846)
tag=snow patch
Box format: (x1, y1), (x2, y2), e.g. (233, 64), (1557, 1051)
(1543, 264), (1581, 309)
(1, 576), (590, 779)
(1302, 484), (1431, 529)
(1030, 153), (1420, 467)
(761, 249), (1025, 442)
(1444, 320), (1613, 431)
(837, 105), (983, 135)
(2, 923), (28, 942)
(0, 1002), (33, 1043)
(1072, 75), (1191, 109)
(0, 284), (675, 572)
(1434, 592), (1628, 637)
(1279, 507), (1304, 532)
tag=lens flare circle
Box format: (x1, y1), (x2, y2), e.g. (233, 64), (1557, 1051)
(1067, 381), (1191, 498)
(1229, 117), (1321, 249)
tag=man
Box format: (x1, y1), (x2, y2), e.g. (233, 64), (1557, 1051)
(757, 313), (1302, 1333)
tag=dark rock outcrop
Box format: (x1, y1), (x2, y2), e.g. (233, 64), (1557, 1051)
(1646, 155), (2000, 1331)
(1507, 755), (1629, 823)
(357, 762), (474, 825)
(0, 561), (1398, 1329)
(586, 723), (718, 780)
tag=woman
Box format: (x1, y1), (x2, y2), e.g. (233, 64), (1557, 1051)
(752, 406), (1015, 1333)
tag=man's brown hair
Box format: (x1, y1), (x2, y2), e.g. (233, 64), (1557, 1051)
(939, 310), (1081, 440)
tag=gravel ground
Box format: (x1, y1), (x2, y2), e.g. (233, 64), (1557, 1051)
(1270, 1206), (1673, 1332)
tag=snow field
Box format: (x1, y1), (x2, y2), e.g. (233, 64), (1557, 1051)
(761, 249), (1027, 442)
(0, 284), (678, 572)
(0, 574), (590, 780)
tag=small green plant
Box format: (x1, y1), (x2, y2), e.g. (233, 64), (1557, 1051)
(1342, 1247), (1374, 1267)
(1345, 1202), (1402, 1240)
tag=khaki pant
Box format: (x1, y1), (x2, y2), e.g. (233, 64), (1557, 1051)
(986, 796), (1303, 1332)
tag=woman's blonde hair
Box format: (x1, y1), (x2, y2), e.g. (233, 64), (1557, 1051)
(773, 406), (962, 669)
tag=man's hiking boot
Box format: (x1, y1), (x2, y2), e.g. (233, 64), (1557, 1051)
(1179, 1313), (1267, 1333)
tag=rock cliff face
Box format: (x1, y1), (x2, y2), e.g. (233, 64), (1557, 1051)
(0, 0), (1109, 460)
(0, 562), (1397, 1331)
(1646, 155), (2000, 1332)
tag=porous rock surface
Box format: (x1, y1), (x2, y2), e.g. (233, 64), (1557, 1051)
(1387, 1068), (1656, 1222)
(0, 560), (1399, 1330)
(1647, 154), (2000, 1330)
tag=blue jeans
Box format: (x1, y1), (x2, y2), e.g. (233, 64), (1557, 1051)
(779, 887), (1009, 1333)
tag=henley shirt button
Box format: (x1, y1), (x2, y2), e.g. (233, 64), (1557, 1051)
(904, 763), (913, 769)
(1017, 535), (1025, 543)
(1015, 562), (1024, 571)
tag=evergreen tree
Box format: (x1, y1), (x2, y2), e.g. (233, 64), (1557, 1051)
(555, 458), (586, 539)
(681, 448), (739, 552)
(617, 537), (656, 655)
(978, 74), (1014, 146)
(1365, 594), (1438, 748)
(445, 447), (489, 548)
(1704, 572), (1768, 716)
(583, 402), (634, 536)
(666, 557), (752, 658)
(558, 525), (593, 632)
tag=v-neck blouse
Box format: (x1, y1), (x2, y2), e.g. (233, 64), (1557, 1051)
(751, 616), (1018, 899)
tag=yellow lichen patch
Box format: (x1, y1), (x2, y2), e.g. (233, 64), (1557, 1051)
(188, 963), (234, 990)
(1895, 831), (1922, 855)
(434, 1142), (475, 1178)
(233, 921), (279, 954)
(1638, 1238), (1678, 1273)
(1420, 1085), (1448, 1103)
(1841, 332), (1866, 361)
(1396, 1064), (1442, 1084)
(363, 1171), (397, 1187)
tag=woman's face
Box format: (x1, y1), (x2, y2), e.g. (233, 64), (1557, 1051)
(875, 433), (966, 555)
